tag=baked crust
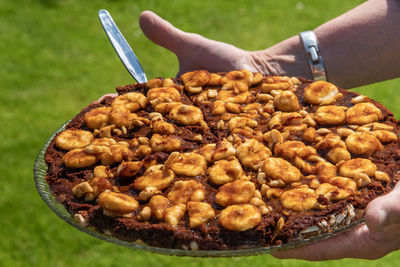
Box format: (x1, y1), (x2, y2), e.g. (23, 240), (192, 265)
(44, 70), (400, 250)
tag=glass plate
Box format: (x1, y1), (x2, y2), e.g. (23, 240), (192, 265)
(34, 121), (365, 257)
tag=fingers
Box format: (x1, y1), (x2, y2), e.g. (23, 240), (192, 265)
(272, 224), (384, 260)
(366, 182), (400, 232)
(139, 11), (185, 54)
(96, 93), (117, 103)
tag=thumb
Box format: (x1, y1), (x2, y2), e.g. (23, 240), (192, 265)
(366, 181), (400, 232)
(139, 11), (186, 54)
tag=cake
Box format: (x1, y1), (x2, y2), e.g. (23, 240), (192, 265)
(44, 70), (400, 251)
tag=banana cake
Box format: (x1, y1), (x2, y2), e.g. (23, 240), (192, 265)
(44, 70), (400, 251)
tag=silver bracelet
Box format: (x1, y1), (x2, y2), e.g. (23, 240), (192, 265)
(299, 31), (327, 81)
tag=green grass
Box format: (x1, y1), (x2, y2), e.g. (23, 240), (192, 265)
(1, 0), (399, 266)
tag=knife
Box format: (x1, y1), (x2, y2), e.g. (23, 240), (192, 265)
(99, 9), (148, 83)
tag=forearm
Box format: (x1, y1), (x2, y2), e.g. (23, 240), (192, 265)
(252, 0), (400, 89)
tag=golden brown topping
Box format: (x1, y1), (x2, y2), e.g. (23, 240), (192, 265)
(55, 129), (93, 151)
(304, 81), (341, 105)
(225, 102), (242, 114)
(91, 137), (117, 146)
(117, 161), (143, 178)
(84, 107), (112, 129)
(326, 147), (351, 164)
(221, 70), (254, 88)
(372, 130), (398, 143)
(236, 139), (271, 170)
(275, 141), (316, 161)
(133, 167), (175, 190)
(346, 102), (383, 125)
(62, 148), (98, 168)
(154, 102), (182, 114)
(149, 195), (169, 220)
(374, 171), (391, 182)
(216, 90), (251, 104)
(261, 76), (293, 92)
(169, 104), (203, 125)
(194, 143), (216, 162)
(212, 140), (236, 161)
(138, 187), (162, 201)
(164, 204), (187, 228)
(208, 157), (243, 185)
(112, 92), (147, 111)
(94, 165), (113, 179)
(181, 70), (210, 93)
(219, 204), (261, 231)
(212, 100), (226, 115)
(262, 157), (301, 184)
(167, 152), (207, 176)
(72, 182), (93, 198)
(147, 87), (181, 106)
(315, 105), (346, 125)
(339, 158), (377, 178)
(268, 112), (304, 131)
(215, 180), (255, 207)
(167, 180), (205, 204)
(274, 91), (300, 112)
(187, 201), (215, 228)
(316, 176), (356, 201)
(280, 187), (318, 212)
(98, 191), (139, 217)
(345, 132), (383, 154)
(137, 206), (152, 221)
(151, 119), (175, 135)
(149, 134), (182, 152)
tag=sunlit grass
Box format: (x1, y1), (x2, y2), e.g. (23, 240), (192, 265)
(1, 0), (399, 266)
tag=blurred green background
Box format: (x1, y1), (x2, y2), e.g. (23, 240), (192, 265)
(1, 0), (399, 266)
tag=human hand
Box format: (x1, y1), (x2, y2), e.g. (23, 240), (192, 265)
(139, 11), (277, 76)
(273, 182), (400, 260)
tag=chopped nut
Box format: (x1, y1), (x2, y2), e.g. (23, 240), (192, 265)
(351, 95), (369, 104)
(274, 217), (285, 234)
(219, 204), (261, 231)
(72, 182), (93, 198)
(336, 128), (355, 137)
(355, 173), (372, 187)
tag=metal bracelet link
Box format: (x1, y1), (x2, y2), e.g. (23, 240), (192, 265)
(299, 31), (327, 81)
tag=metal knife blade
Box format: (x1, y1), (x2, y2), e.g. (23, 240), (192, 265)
(99, 9), (147, 83)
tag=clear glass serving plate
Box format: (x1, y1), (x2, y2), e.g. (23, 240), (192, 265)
(34, 121), (365, 257)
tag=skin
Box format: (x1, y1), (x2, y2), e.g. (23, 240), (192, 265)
(139, 0), (400, 89)
(97, 0), (400, 259)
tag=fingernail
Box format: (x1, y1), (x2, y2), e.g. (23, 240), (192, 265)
(376, 209), (387, 231)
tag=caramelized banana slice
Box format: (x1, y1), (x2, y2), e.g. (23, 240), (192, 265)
(84, 107), (112, 129)
(339, 158), (377, 178)
(280, 187), (318, 212)
(346, 102), (383, 125)
(55, 129), (93, 151)
(167, 152), (207, 176)
(215, 180), (256, 207)
(236, 139), (271, 170)
(345, 132), (383, 154)
(133, 167), (175, 190)
(169, 104), (203, 125)
(112, 92), (147, 111)
(262, 157), (301, 184)
(208, 157), (243, 185)
(62, 148), (98, 168)
(219, 204), (261, 231)
(187, 201), (215, 228)
(98, 191), (139, 217)
(181, 70), (210, 93)
(304, 81), (341, 105)
(314, 105), (346, 125)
